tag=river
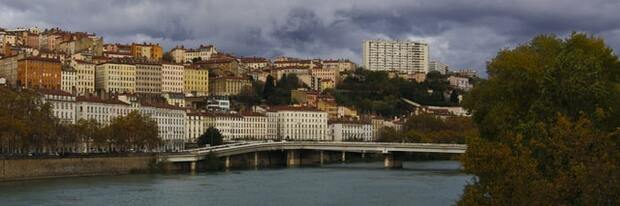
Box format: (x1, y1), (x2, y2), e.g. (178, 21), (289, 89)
(0, 161), (470, 206)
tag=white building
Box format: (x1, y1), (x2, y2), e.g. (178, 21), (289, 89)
(429, 59), (449, 75)
(41, 90), (76, 124)
(60, 65), (77, 94)
(448, 76), (473, 91)
(186, 111), (207, 143)
(161, 63), (185, 93)
(75, 96), (134, 126)
(71, 60), (96, 95)
(240, 112), (271, 140)
(204, 112), (244, 141)
(329, 120), (373, 142)
(170, 45), (218, 64)
(139, 102), (186, 151)
(362, 39), (429, 74)
(268, 106), (329, 141)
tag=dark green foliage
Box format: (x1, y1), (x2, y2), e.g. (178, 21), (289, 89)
(378, 114), (476, 144)
(197, 127), (223, 146)
(335, 68), (458, 117)
(263, 74), (303, 105)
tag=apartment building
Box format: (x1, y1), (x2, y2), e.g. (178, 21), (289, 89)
(71, 60), (96, 95)
(95, 59), (137, 94)
(329, 119), (373, 142)
(17, 56), (62, 89)
(135, 62), (162, 94)
(161, 63), (185, 93)
(61, 65), (77, 93)
(362, 39), (429, 74)
(268, 106), (329, 141)
(183, 65), (209, 96)
(209, 76), (252, 96)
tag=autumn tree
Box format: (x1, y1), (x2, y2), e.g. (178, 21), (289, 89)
(459, 33), (620, 205)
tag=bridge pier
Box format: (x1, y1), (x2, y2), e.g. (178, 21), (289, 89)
(253, 152), (259, 169)
(383, 153), (403, 169)
(287, 150), (300, 167)
(190, 161), (197, 172)
(320, 151), (324, 166)
(225, 156), (231, 169)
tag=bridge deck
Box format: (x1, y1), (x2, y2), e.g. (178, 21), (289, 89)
(160, 142), (467, 163)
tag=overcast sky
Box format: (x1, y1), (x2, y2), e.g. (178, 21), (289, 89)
(1, 0), (619, 76)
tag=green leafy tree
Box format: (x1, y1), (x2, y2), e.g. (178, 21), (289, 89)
(198, 127), (223, 146)
(459, 33), (620, 205)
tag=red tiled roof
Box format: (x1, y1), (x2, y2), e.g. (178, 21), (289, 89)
(39, 89), (73, 97)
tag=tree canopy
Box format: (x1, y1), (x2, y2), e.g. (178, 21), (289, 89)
(459, 33), (620, 205)
(378, 114), (476, 144)
(197, 127), (223, 146)
(334, 69), (459, 117)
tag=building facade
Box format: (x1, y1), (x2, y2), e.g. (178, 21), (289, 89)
(161, 63), (185, 93)
(183, 65), (209, 96)
(41, 89), (77, 124)
(329, 120), (373, 142)
(362, 39), (429, 74)
(71, 60), (96, 95)
(61, 65), (77, 93)
(209, 76), (252, 96)
(17, 57), (62, 89)
(268, 106), (329, 141)
(95, 61), (137, 94)
(135, 63), (162, 94)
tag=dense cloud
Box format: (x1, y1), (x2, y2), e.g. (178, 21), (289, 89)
(1, 0), (619, 76)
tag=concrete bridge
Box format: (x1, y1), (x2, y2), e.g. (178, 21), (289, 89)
(159, 141), (467, 171)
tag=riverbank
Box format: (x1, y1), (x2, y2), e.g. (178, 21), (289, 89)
(0, 154), (157, 181)
(0, 152), (461, 181)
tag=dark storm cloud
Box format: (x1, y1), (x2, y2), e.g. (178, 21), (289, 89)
(1, 0), (619, 76)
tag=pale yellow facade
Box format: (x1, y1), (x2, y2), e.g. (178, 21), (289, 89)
(95, 62), (136, 94)
(183, 66), (209, 96)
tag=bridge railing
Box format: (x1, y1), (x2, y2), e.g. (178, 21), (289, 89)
(181, 141), (467, 154)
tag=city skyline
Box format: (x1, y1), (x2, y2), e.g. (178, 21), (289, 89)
(2, 0), (620, 77)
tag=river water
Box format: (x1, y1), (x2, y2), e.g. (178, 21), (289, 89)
(0, 161), (470, 206)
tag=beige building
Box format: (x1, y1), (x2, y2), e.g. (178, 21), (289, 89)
(240, 57), (270, 70)
(135, 62), (162, 94)
(183, 65), (209, 96)
(71, 60), (96, 95)
(171, 45), (218, 63)
(0, 54), (21, 86)
(322, 59), (357, 72)
(209, 76), (252, 96)
(95, 60), (137, 94)
(161, 63), (185, 93)
(363, 39), (429, 74)
(61, 65), (77, 94)
(311, 67), (340, 85)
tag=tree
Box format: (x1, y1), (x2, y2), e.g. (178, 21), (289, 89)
(459, 33), (620, 205)
(262, 75), (276, 99)
(198, 127), (223, 146)
(449, 90), (460, 103)
(162, 52), (173, 62)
